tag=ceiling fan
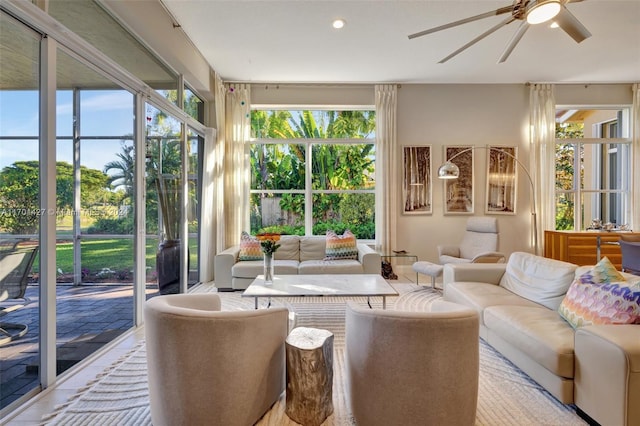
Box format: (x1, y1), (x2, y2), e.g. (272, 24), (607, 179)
(408, 0), (591, 63)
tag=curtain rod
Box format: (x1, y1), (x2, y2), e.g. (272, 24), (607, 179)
(527, 82), (637, 86)
(225, 82), (379, 89)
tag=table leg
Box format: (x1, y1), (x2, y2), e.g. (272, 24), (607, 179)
(254, 297), (258, 310)
(382, 296), (386, 310)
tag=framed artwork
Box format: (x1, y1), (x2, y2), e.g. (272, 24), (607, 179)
(444, 146), (474, 214)
(402, 145), (432, 215)
(485, 146), (517, 215)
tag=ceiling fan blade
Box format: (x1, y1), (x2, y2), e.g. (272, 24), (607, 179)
(498, 21), (529, 63)
(438, 16), (516, 63)
(408, 6), (513, 39)
(554, 6), (591, 43)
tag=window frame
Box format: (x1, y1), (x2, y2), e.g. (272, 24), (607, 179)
(249, 107), (376, 240)
(554, 106), (632, 231)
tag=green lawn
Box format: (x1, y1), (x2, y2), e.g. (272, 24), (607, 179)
(30, 238), (199, 280)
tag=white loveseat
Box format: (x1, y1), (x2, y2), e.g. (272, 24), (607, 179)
(214, 235), (381, 290)
(443, 252), (640, 426)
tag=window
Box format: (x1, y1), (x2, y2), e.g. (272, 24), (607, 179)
(554, 108), (631, 230)
(185, 86), (205, 124)
(250, 109), (376, 239)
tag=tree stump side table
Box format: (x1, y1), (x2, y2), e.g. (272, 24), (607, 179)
(285, 327), (334, 426)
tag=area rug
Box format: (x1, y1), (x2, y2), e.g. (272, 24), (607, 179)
(41, 284), (586, 425)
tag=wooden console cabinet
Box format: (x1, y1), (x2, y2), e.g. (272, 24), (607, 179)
(544, 230), (640, 270)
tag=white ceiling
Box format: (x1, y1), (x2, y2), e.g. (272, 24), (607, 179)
(161, 0), (640, 84)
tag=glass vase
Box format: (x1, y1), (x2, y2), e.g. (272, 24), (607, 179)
(263, 253), (274, 284)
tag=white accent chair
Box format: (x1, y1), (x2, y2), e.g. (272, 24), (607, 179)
(345, 300), (480, 426)
(1, 246), (38, 346)
(144, 293), (288, 426)
(438, 216), (505, 264)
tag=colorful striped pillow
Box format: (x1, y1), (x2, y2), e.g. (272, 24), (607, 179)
(324, 230), (358, 260)
(238, 231), (263, 261)
(588, 256), (626, 283)
(558, 277), (640, 328)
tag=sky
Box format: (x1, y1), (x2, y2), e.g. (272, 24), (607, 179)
(0, 90), (135, 173)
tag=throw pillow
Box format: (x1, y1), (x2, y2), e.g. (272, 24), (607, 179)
(558, 277), (640, 328)
(324, 230), (358, 260)
(586, 256), (627, 283)
(238, 231), (263, 261)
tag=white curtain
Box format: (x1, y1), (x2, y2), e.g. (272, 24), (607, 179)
(529, 83), (556, 256)
(198, 126), (217, 283)
(375, 84), (398, 254)
(214, 73), (227, 252)
(224, 83), (251, 246)
(632, 83), (640, 231)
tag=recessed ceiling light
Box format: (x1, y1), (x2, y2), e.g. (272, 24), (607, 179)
(332, 19), (346, 29)
(549, 22), (559, 28)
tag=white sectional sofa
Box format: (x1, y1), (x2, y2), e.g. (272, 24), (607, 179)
(214, 235), (381, 290)
(443, 252), (640, 426)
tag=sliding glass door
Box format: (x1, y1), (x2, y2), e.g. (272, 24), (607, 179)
(0, 11), (42, 409)
(0, 5), (208, 412)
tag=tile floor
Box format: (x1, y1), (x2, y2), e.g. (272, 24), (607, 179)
(4, 327), (145, 425)
(0, 283), (161, 409)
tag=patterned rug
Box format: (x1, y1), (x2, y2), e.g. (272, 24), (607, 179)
(41, 284), (586, 425)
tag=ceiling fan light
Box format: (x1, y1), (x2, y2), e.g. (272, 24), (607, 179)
(526, 1), (561, 25)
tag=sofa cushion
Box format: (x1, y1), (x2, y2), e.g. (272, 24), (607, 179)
(274, 235), (300, 261)
(300, 236), (327, 262)
(484, 305), (575, 378)
(444, 282), (542, 326)
(324, 230), (358, 260)
(298, 259), (363, 275)
(239, 231), (263, 261)
(232, 260), (300, 278)
(558, 277), (640, 328)
(499, 252), (577, 310)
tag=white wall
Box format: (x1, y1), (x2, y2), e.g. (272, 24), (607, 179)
(251, 84), (375, 106)
(397, 84), (531, 262)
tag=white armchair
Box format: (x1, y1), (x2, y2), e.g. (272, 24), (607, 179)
(438, 216), (505, 264)
(144, 293), (289, 426)
(345, 300), (480, 426)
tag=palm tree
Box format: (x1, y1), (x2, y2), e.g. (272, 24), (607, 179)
(104, 142), (135, 203)
(250, 110), (376, 226)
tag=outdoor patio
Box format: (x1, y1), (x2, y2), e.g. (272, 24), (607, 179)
(0, 282), (160, 409)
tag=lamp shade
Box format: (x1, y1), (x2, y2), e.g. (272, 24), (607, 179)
(437, 161), (460, 179)
(526, 1), (561, 25)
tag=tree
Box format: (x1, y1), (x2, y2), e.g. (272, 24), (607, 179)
(0, 161), (109, 234)
(104, 142), (135, 201)
(250, 110), (376, 234)
(555, 122), (584, 230)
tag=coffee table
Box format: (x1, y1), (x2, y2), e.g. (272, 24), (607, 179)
(241, 274), (398, 310)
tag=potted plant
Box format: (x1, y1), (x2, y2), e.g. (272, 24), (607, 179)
(156, 175), (187, 295)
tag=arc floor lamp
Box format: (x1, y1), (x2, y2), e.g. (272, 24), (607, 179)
(437, 146), (539, 256)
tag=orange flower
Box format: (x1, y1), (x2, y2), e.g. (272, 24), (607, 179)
(256, 233), (281, 242)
